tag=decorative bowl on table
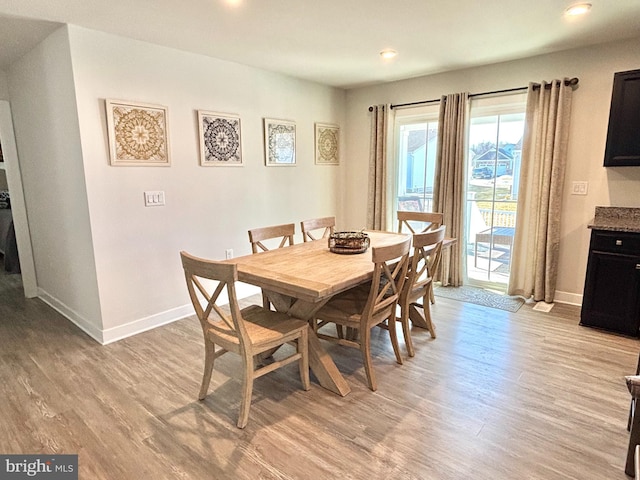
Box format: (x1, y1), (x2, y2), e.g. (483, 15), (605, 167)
(328, 231), (370, 254)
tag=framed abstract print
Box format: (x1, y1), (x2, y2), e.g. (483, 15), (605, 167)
(264, 118), (296, 166)
(105, 99), (170, 166)
(198, 111), (242, 166)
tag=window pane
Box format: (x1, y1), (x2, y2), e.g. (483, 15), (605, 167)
(396, 121), (438, 214)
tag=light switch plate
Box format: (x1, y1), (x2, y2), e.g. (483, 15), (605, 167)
(571, 181), (588, 195)
(144, 191), (165, 206)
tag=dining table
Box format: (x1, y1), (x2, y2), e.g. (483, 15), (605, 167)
(225, 230), (411, 397)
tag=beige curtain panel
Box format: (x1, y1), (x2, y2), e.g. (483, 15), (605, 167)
(367, 104), (389, 230)
(508, 79), (574, 303)
(433, 92), (469, 287)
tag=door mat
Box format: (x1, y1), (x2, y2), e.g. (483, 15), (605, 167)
(434, 286), (525, 312)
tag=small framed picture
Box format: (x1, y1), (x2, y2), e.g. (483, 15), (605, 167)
(105, 99), (170, 166)
(315, 123), (339, 165)
(264, 118), (296, 166)
(197, 111), (242, 166)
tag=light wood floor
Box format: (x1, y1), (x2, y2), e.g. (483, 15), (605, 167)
(1, 271), (638, 479)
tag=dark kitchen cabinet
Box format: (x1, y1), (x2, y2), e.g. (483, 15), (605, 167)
(604, 68), (640, 166)
(580, 230), (640, 336)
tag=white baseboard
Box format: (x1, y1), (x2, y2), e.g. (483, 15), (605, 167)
(101, 304), (194, 345)
(554, 290), (583, 306)
(38, 288), (105, 343)
(39, 283), (263, 345)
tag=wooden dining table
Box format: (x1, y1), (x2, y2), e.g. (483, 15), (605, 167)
(226, 230), (411, 397)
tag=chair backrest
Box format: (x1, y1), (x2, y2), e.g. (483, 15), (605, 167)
(397, 211), (444, 234)
(300, 216), (336, 242)
(407, 226), (446, 293)
(248, 223), (295, 253)
(180, 251), (249, 349)
(363, 236), (411, 325)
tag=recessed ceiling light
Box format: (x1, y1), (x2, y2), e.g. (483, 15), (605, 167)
(380, 49), (398, 60)
(565, 3), (592, 16)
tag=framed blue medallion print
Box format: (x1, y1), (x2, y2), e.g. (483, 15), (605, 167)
(264, 118), (296, 166)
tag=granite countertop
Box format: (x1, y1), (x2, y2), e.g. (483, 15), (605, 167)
(588, 206), (640, 233)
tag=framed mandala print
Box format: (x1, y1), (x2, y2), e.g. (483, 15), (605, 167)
(315, 123), (339, 165)
(264, 118), (296, 166)
(105, 99), (170, 166)
(198, 111), (242, 166)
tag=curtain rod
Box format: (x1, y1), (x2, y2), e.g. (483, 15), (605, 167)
(367, 77), (579, 112)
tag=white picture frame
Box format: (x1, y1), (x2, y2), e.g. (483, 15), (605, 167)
(197, 110), (243, 166)
(264, 118), (296, 166)
(105, 99), (170, 166)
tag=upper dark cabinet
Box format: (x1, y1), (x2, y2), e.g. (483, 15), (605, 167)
(604, 68), (640, 167)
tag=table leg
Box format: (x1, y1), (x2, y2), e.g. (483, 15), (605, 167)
(264, 290), (351, 397)
(407, 303), (436, 338)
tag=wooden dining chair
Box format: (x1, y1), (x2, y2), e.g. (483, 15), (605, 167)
(398, 211), (445, 305)
(248, 223), (295, 253)
(397, 226), (446, 357)
(312, 237), (411, 391)
(248, 223), (296, 308)
(180, 251), (310, 429)
(397, 211), (444, 234)
(300, 216), (336, 242)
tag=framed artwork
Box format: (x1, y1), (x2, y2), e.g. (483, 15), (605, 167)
(315, 123), (340, 165)
(105, 99), (170, 166)
(197, 111), (242, 166)
(0, 140), (3, 163)
(264, 118), (296, 166)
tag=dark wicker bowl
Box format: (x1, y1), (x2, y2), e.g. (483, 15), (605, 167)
(328, 231), (370, 254)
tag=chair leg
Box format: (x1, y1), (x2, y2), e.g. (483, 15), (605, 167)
(198, 341), (215, 400)
(399, 306), (415, 358)
(429, 282), (436, 305)
(237, 354), (254, 429)
(298, 327), (310, 391)
(387, 315), (403, 365)
(422, 293), (437, 339)
(627, 396), (640, 476)
(360, 328), (377, 391)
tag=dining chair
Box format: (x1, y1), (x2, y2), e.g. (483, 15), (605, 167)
(180, 251), (310, 429)
(300, 216), (336, 242)
(397, 210), (444, 234)
(248, 223), (295, 253)
(397, 226), (446, 357)
(397, 211), (445, 305)
(312, 236), (411, 391)
(248, 223), (296, 308)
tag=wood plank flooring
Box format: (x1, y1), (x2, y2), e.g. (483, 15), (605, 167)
(1, 271), (639, 479)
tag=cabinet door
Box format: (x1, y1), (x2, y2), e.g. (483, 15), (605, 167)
(604, 68), (640, 166)
(580, 251), (640, 336)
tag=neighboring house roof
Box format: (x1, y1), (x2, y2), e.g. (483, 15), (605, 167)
(407, 129), (438, 154)
(473, 147), (513, 161)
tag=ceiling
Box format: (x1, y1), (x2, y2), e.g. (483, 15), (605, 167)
(0, 0), (639, 89)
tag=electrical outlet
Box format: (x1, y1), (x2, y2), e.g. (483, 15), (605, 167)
(225, 249), (233, 260)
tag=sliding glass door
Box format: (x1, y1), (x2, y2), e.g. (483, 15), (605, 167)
(465, 98), (525, 289)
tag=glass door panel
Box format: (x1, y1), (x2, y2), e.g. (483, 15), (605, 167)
(466, 112), (524, 288)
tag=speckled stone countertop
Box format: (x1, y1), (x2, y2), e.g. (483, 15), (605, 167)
(588, 206), (640, 233)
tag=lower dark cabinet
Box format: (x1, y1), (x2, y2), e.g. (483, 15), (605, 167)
(580, 230), (640, 336)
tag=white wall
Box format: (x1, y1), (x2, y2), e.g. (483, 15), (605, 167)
(0, 70), (8, 100)
(7, 26), (103, 337)
(345, 36), (640, 304)
(66, 26), (346, 341)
